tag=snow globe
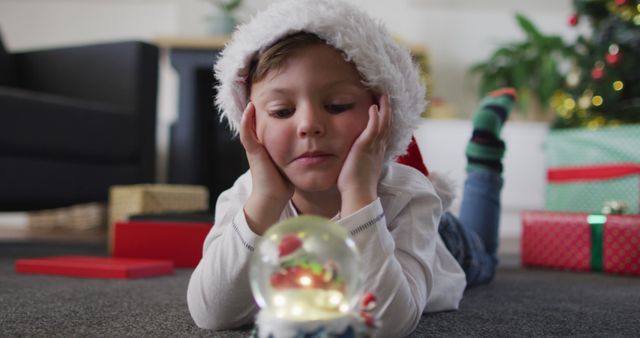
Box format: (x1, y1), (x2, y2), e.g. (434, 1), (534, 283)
(249, 215), (376, 338)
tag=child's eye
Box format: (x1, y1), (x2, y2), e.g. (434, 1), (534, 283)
(325, 103), (354, 114)
(269, 108), (295, 118)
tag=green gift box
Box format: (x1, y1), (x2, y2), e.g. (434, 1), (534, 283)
(545, 125), (640, 213)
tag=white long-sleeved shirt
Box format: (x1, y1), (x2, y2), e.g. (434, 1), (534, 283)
(187, 162), (466, 338)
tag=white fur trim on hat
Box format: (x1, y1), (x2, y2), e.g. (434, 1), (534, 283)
(428, 171), (457, 211)
(214, 0), (426, 161)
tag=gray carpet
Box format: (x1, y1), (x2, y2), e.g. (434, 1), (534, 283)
(1, 242), (639, 337)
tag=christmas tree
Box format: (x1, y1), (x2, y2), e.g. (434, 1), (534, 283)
(472, 0), (640, 129)
(552, 0), (640, 129)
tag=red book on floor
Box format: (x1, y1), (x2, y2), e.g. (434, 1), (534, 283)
(113, 220), (213, 267)
(15, 256), (174, 279)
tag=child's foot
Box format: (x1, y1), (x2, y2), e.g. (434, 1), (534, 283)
(465, 88), (516, 173)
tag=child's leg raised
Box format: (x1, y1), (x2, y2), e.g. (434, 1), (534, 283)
(437, 88), (515, 286)
(459, 88), (516, 285)
(458, 88), (515, 258)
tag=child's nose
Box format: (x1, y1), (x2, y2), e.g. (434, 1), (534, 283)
(297, 104), (325, 137)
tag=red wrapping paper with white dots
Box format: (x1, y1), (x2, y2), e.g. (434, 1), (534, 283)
(521, 211), (640, 276)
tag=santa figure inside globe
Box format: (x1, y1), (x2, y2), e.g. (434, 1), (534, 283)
(270, 233), (343, 294)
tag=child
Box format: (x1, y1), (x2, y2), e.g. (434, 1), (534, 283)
(187, 0), (514, 337)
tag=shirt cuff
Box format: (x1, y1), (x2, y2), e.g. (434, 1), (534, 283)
(231, 210), (262, 252)
(336, 198), (385, 238)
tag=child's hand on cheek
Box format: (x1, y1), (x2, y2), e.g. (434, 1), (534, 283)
(240, 102), (294, 235)
(337, 94), (392, 217)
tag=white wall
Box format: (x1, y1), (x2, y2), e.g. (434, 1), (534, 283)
(414, 120), (548, 253)
(0, 0), (179, 49)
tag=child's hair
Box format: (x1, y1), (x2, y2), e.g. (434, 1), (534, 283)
(242, 32), (326, 96)
(215, 0), (426, 161)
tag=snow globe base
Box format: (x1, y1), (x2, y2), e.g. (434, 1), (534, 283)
(251, 309), (371, 338)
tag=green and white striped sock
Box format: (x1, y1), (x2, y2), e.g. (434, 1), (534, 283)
(465, 88), (516, 174)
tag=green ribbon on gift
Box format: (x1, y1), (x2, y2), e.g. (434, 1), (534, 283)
(587, 214), (606, 272)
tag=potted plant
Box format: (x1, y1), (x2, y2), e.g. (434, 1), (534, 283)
(470, 14), (577, 121)
(206, 0), (243, 36)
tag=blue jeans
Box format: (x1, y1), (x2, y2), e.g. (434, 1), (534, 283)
(438, 171), (503, 287)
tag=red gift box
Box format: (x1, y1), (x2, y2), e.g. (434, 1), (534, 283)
(113, 220), (212, 268)
(522, 211), (640, 275)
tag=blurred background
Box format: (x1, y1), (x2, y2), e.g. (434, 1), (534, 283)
(4, 0), (637, 256)
(0, 0), (581, 119)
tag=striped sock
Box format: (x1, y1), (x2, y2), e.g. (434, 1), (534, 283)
(465, 88), (516, 174)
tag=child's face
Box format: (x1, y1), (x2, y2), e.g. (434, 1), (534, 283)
(250, 44), (375, 193)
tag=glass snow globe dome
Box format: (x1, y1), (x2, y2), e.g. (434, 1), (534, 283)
(249, 215), (363, 321)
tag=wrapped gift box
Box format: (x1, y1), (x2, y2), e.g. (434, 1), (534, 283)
(113, 220), (212, 268)
(545, 125), (640, 213)
(108, 184), (208, 251)
(521, 211), (640, 275)
(546, 163), (640, 214)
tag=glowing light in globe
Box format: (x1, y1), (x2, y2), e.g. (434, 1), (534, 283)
(250, 216), (362, 321)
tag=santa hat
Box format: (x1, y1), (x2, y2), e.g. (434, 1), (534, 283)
(214, 0), (426, 161)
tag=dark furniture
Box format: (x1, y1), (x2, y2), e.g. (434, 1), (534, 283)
(157, 37), (248, 211)
(0, 32), (159, 211)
